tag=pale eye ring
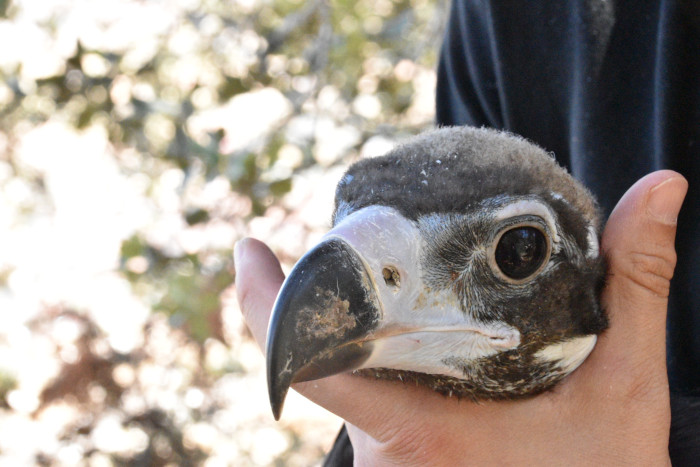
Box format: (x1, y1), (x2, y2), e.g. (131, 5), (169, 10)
(490, 223), (551, 282)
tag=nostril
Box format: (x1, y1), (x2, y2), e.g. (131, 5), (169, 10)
(382, 266), (401, 288)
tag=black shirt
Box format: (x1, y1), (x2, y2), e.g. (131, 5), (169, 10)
(436, 0), (700, 398)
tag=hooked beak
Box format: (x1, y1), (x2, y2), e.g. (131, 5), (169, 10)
(266, 237), (381, 420)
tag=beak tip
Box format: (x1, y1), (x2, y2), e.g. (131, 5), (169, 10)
(269, 385), (288, 421)
(272, 405), (282, 421)
(267, 369), (289, 421)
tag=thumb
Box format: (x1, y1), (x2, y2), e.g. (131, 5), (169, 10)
(598, 170), (687, 368)
(234, 237), (286, 349)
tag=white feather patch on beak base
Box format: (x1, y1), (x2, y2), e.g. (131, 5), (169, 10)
(324, 205), (521, 380)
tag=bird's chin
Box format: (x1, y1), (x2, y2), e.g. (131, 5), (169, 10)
(352, 361), (566, 401)
(354, 334), (598, 400)
(353, 367), (563, 400)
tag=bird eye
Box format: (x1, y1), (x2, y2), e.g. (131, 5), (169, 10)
(494, 226), (549, 280)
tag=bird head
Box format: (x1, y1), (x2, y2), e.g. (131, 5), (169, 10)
(266, 127), (607, 420)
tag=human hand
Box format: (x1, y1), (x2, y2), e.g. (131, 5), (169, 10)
(234, 170), (687, 465)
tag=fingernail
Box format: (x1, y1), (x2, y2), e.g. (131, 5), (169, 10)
(647, 176), (688, 225)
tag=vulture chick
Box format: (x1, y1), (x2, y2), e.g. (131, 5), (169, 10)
(266, 126), (607, 420)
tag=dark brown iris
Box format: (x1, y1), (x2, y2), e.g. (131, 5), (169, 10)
(495, 226), (547, 280)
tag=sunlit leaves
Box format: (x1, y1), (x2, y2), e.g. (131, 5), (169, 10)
(0, 371), (17, 408)
(0, 0), (442, 463)
(120, 234), (233, 343)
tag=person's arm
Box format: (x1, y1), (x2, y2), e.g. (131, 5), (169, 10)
(234, 170), (686, 465)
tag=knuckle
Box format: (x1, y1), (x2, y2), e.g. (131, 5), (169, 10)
(608, 362), (667, 405)
(614, 249), (677, 297)
(621, 373), (664, 404)
(378, 423), (441, 465)
(617, 375), (669, 413)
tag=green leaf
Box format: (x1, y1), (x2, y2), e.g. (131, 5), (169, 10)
(269, 177), (292, 196)
(185, 208), (210, 226)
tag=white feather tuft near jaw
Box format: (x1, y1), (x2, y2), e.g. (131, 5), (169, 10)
(534, 335), (597, 374)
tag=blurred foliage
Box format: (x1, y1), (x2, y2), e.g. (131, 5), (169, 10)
(0, 0), (10, 18)
(0, 370), (17, 408)
(2, 0), (443, 344)
(0, 0), (444, 464)
(120, 234), (234, 343)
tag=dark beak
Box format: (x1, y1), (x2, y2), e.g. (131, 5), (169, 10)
(266, 238), (381, 420)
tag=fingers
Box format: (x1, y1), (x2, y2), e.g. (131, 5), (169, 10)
(588, 171), (687, 397)
(600, 171), (687, 343)
(604, 171), (687, 295)
(234, 237), (286, 349)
